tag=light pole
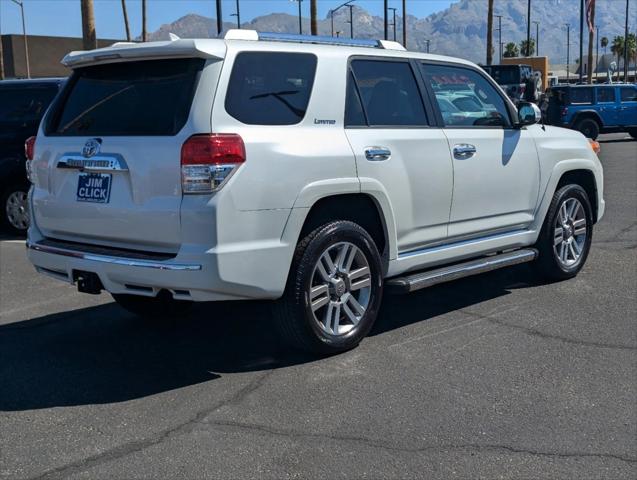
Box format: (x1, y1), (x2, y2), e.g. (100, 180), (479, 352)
(623, 0), (629, 81)
(215, 0), (222, 35)
(330, 1), (355, 37)
(424, 39), (430, 53)
(495, 15), (503, 63)
(402, 0), (407, 47)
(388, 7), (397, 42)
(596, 26), (599, 81)
(290, 0), (303, 35)
(233, 0), (240, 29)
(346, 4), (354, 38)
(384, 0), (388, 40)
(566, 23), (571, 82)
(526, 0), (531, 57)
(9, 0), (29, 78)
(533, 20), (539, 56)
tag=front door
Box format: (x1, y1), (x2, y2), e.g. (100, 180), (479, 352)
(344, 58), (454, 253)
(419, 62), (541, 239)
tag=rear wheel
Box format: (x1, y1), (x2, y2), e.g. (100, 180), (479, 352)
(273, 220), (383, 355)
(112, 292), (193, 319)
(575, 118), (600, 140)
(1, 183), (30, 235)
(628, 128), (637, 139)
(534, 184), (593, 280)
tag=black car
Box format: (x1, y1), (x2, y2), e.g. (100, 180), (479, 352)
(0, 78), (64, 234)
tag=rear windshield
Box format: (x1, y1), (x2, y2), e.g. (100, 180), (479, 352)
(486, 66), (521, 85)
(46, 58), (203, 136)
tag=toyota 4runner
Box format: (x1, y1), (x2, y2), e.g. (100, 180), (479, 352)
(27, 31), (605, 354)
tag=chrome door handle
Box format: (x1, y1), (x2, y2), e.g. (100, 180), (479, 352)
(365, 147), (391, 161)
(453, 144), (476, 159)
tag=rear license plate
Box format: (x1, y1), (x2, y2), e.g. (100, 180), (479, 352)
(76, 173), (112, 204)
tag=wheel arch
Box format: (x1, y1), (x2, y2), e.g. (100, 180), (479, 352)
(570, 110), (603, 128)
(556, 169), (599, 222)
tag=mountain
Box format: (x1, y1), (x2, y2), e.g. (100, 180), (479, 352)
(148, 0), (636, 65)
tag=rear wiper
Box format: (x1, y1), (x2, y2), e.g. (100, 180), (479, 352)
(59, 85), (134, 133)
(249, 90), (304, 117)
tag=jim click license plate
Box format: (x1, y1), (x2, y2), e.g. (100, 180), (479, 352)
(76, 173), (112, 204)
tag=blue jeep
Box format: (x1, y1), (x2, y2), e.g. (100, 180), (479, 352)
(545, 84), (637, 140)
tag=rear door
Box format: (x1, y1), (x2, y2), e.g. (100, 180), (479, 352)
(32, 58), (209, 252)
(420, 62), (540, 239)
(344, 58), (453, 253)
(595, 86), (618, 126)
(619, 86), (637, 127)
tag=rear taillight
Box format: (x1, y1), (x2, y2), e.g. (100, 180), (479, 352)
(25, 136), (36, 183)
(180, 134), (246, 194)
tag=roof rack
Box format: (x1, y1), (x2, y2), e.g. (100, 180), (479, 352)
(224, 29), (406, 51)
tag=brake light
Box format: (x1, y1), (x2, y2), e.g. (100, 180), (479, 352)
(25, 136), (36, 161)
(25, 136), (36, 183)
(181, 134), (246, 194)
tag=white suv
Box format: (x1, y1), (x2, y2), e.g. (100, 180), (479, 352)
(27, 31), (604, 354)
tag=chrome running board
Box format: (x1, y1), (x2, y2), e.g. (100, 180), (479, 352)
(386, 249), (538, 294)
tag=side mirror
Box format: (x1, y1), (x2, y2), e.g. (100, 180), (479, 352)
(517, 102), (542, 126)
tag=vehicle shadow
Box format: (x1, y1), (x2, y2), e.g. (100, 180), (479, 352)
(0, 264), (539, 411)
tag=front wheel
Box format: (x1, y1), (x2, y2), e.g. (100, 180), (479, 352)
(274, 220), (384, 355)
(575, 118), (600, 140)
(534, 184), (593, 280)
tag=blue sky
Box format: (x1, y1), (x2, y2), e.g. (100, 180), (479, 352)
(0, 0), (455, 40)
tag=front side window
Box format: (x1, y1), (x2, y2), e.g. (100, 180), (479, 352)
(596, 87), (615, 103)
(225, 52), (317, 125)
(620, 87), (637, 102)
(348, 59), (428, 127)
(569, 88), (593, 105)
(422, 64), (511, 127)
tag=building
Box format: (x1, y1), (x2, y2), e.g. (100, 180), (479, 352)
(1, 34), (125, 79)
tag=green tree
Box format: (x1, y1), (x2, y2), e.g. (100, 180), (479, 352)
(503, 42), (519, 58)
(611, 35), (624, 80)
(519, 38), (536, 56)
(600, 36), (609, 54)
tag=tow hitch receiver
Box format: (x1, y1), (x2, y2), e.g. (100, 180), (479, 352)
(73, 270), (104, 295)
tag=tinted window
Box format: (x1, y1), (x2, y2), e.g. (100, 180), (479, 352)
(0, 87), (58, 122)
(345, 71), (366, 126)
(349, 60), (427, 127)
(569, 87), (593, 105)
(486, 65), (521, 85)
(225, 52), (317, 125)
(620, 87), (637, 102)
(596, 87), (615, 103)
(422, 64), (511, 127)
(48, 59), (203, 136)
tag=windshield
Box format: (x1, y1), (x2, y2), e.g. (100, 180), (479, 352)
(47, 58), (204, 136)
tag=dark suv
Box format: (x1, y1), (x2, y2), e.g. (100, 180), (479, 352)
(545, 83), (637, 140)
(0, 78), (64, 234)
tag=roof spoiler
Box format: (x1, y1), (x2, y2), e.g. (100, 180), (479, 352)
(62, 38), (225, 68)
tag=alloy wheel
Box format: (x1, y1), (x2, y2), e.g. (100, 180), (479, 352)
(553, 197), (587, 268)
(5, 190), (30, 231)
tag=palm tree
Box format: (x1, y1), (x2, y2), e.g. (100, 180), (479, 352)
(486, 0), (494, 65)
(519, 38), (535, 56)
(80, 0), (97, 50)
(503, 42), (519, 58)
(121, 0), (131, 41)
(311, 0), (318, 35)
(601, 36), (608, 54)
(611, 35), (624, 80)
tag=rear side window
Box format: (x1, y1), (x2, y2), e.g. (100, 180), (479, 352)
(47, 58), (203, 136)
(349, 59), (427, 127)
(569, 88), (593, 105)
(596, 87), (615, 103)
(225, 52), (317, 125)
(0, 86), (58, 122)
(620, 87), (637, 102)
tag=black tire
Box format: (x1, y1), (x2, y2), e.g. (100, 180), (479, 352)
(1, 182), (30, 236)
(112, 292), (193, 319)
(628, 128), (637, 140)
(534, 184), (594, 281)
(273, 220), (384, 355)
(575, 118), (600, 140)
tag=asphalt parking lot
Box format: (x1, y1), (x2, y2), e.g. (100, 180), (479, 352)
(1, 133), (635, 479)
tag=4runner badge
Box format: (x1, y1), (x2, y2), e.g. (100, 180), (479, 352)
(314, 119), (336, 125)
(82, 138), (102, 158)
